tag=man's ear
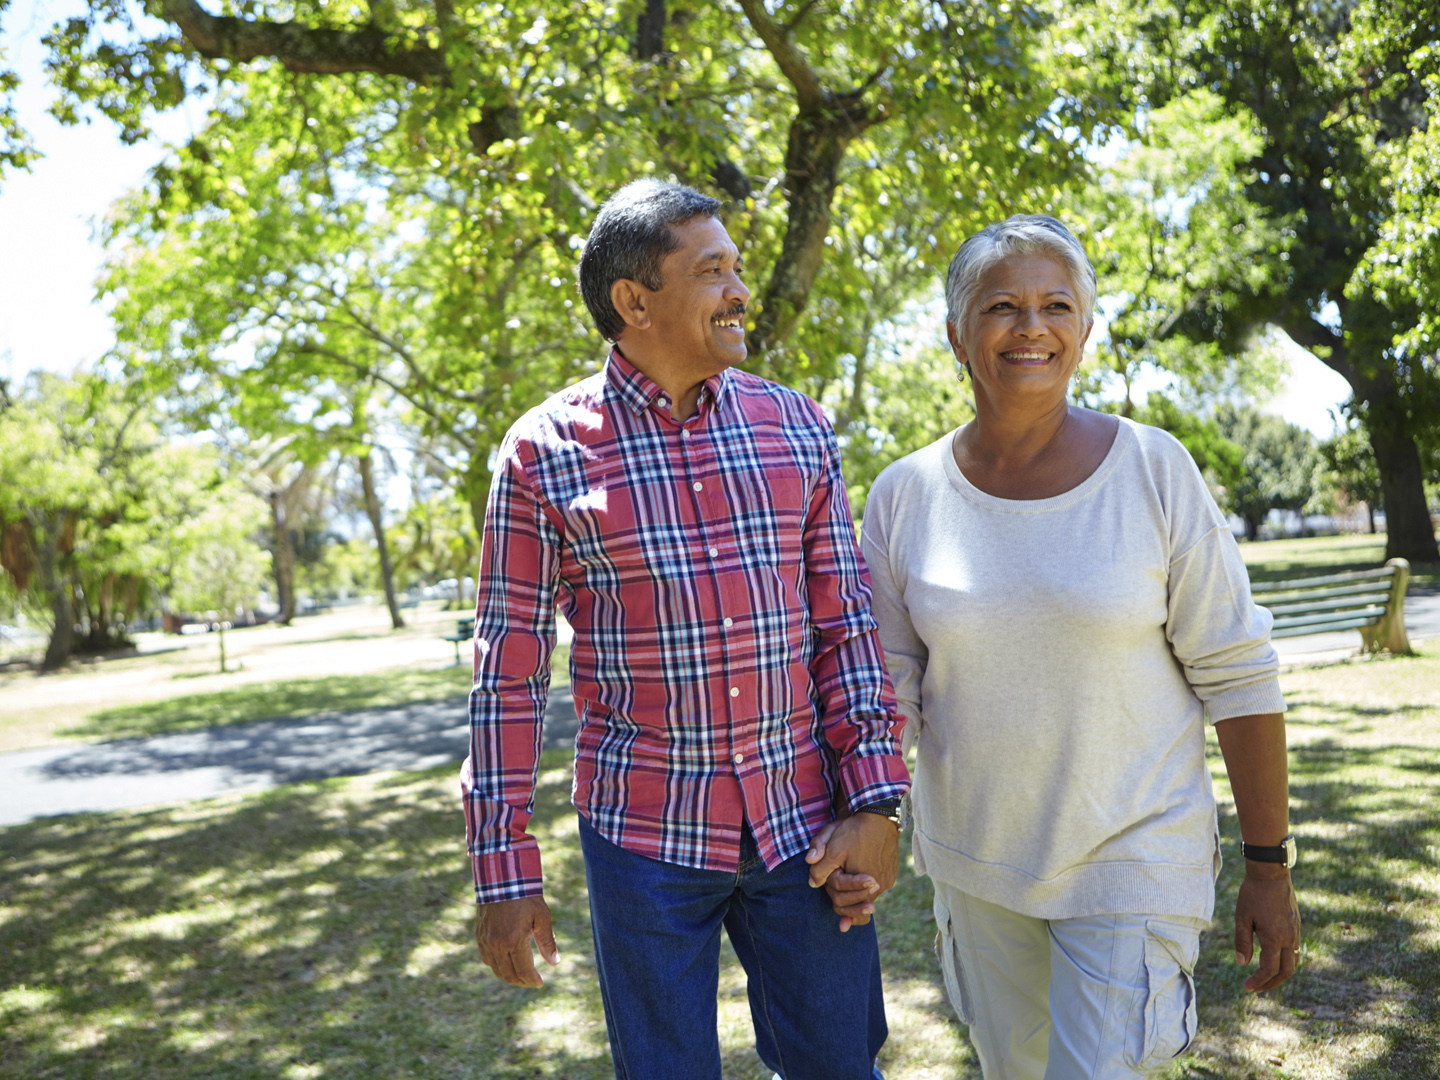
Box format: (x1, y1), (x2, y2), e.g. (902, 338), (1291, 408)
(610, 279), (652, 332)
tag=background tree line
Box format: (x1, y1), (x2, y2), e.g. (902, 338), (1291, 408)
(1, 0), (1437, 670)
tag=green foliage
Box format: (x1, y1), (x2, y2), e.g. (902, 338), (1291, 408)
(0, 371), (234, 664)
(168, 489), (273, 672)
(1136, 0), (1440, 560)
(1315, 422), (1384, 529)
(1214, 403), (1320, 539)
(1078, 88), (1285, 408)
(1130, 394), (1245, 496)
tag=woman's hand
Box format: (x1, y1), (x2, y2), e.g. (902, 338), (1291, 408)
(1235, 863), (1302, 992)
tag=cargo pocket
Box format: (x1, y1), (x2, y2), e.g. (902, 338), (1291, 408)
(934, 905), (975, 1026)
(1136, 919), (1200, 1069)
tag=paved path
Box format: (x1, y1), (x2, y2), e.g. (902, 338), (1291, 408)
(0, 690), (579, 827)
(3, 593), (1436, 828)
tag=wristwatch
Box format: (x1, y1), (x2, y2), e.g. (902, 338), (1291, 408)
(1241, 835), (1297, 869)
(857, 795), (909, 831)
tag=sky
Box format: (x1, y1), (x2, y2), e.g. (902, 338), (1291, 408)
(0, 0), (1354, 437)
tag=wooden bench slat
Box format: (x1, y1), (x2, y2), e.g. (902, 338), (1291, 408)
(1251, 566), (1395, 594)
(1271, 605), (1387, 631)
(1253, 581), (1397, 605)
(1271, 615), (1386, 638)
(1262, 591), (1393, 616)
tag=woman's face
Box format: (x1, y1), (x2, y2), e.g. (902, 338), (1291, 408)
(948, 253), (1093, 406)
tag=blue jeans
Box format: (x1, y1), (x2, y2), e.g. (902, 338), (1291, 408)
(577, 813), (888, 1080)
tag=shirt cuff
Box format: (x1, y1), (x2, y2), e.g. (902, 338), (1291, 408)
(471, 843), (545, 905)
(841, 751), (912, 815)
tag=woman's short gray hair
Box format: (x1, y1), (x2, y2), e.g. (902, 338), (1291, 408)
(944, 215), (1096, 335)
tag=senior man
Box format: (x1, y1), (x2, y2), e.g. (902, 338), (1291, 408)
(460, 179), (911, 1080)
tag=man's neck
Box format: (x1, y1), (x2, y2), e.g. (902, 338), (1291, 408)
(616, 345), (720, 420)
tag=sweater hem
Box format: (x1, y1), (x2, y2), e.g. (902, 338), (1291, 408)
(914, 831), (1217, 922)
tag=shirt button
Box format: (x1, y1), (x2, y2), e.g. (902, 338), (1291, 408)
(692, 481), (703, 492)
(722, 617), (733, 628)
(657, 396), (668, 408)
(734, 753), (744, 765)
(681, 429), (692, 440)
(729, 687), (739, 698)
(708, 547), (718, 558)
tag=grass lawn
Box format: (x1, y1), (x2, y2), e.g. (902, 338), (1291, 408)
(1238, 533), (1438, 589)
(0, 602), (571, 752)
(3, 646), (1438, 1078)
(66, 648), (571, 742)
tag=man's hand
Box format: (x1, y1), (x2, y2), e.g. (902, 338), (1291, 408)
(474, 896), (561, 988)
(1234, 863), (1301, 993)
(805, 813), (900, 932)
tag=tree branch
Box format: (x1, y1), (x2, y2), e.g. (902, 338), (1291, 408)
(159, 0), (448, 80)
(735, 0), (821, 113)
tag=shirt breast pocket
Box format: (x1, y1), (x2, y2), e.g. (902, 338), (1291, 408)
(738, 468), (812, 568)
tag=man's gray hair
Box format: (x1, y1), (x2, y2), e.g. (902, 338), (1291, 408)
(578, 180), (723, 341)
(944, 215), (1097, 336)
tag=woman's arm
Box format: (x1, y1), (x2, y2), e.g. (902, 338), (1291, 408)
(1215, 713), (1302, 992)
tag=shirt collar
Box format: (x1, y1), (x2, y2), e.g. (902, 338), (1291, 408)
(605, 347), (732, 418)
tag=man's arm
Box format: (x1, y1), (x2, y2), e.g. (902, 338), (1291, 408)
(796, 414), (910, 922)
(462, 435), (565, 986)
(1215, 712), (1301, 993)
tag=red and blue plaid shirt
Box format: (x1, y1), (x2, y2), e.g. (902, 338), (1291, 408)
(461, 349), (909, 903)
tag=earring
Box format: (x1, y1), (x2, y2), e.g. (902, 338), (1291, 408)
(954, 359), (968, 383)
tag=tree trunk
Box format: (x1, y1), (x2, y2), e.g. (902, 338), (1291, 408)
(217, 623), (228, 673)
(1366, 501), (1377, 535)
(269, 489), (296, 624)
(746, 114), (854, 364)
(34, 511), (73, 672)
(1282, 320), (1437, 564)
(358, 452), (405, 630)
(1366, 418), (1439, 563)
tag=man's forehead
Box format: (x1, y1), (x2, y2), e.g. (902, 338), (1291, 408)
(670, 216), (737, 256)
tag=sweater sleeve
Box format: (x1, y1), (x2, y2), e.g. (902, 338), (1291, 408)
(1162, 451), (1287, 723)
(860, 471), (930, 757)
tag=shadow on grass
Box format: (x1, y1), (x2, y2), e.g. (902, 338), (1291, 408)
(65, 649), (572, 743)
(0, 751), (626, 1080)
(1186, 736), (1440, 1079)
(65, 669), (478, 741)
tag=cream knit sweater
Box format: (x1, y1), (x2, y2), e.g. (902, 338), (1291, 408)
(861, 418), (1286, 921)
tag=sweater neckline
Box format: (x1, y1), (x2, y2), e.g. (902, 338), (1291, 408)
(940, 417), (1134, 512)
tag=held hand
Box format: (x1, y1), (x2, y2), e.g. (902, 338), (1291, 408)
(474, 896), (561, 988)
(805, 813), (899, 932)
(1234, 864), (1301, 993)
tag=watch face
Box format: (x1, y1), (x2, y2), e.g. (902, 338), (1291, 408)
(1283, 836), (1298, 869)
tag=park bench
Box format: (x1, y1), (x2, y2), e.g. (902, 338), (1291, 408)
(1251, 558), (1413, 655)
(444, 617), (475, 665)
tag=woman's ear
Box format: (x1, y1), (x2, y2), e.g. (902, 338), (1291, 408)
(610, 279), (652, 332)
(946, 320), (968, 366)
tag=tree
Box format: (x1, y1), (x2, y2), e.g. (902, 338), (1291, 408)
(169, 494), (272, 673)
(1215, 404), (1320, 540)
(42, 0), (1122, 542)
(1317, 421), (1384, 534)
(1140, 0), (1440, 562)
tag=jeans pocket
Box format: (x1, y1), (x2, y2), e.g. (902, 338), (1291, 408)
(1136, 919), (1200, 1068)
(934, 912), (975, 1026)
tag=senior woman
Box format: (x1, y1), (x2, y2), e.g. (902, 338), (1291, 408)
(811, 215), (1300, 1078)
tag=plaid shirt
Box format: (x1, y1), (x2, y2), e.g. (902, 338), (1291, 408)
(461, 349), (909, 904)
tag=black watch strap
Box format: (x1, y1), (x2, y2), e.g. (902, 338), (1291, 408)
(857, 797), (904, 826)
(1241, 835), (1297, 868)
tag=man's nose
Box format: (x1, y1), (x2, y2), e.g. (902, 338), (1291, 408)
(727, 273), (750, 306)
